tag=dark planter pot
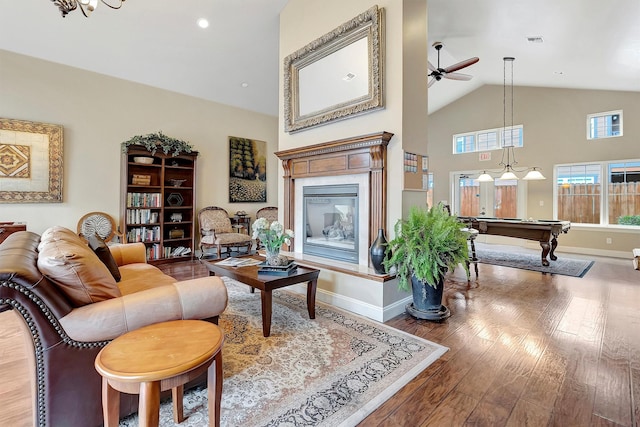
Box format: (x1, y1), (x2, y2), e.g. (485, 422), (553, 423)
(405, 274), (450, 321)
(369, 228), (388, 274)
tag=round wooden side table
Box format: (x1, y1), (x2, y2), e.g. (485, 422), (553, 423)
(95, 320), (224, 427)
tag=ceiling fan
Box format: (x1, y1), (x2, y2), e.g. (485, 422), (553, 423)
(428, 42), (479, 88)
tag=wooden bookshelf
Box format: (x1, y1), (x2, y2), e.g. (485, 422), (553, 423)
(120, 146), (198, 264)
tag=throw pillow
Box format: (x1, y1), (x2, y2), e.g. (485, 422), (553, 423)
(37, 226), (121, 307)
(87, 233), (121, 282)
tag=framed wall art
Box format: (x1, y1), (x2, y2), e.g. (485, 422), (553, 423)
(0, 118), (63, 203)
(229, 136), (267, 203)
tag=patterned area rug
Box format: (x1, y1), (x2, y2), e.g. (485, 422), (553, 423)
(476, 243), (595, 277)
(120, 277), (447, 427)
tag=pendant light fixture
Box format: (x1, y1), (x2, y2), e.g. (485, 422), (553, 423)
(475, 57), (546, 182)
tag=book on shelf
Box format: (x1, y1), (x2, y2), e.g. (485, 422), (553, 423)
(169, 246), (191, 257)
(126, 226), (161, 243)
(146, 243), (162, 260)
(126, 192), (162, 208)
(126, 209), (159, 224)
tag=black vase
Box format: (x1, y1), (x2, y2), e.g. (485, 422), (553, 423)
(370, 228), (388, 274)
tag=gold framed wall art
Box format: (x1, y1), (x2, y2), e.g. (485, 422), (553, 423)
(229, 136), (267, 203)
(0, 118), (63, 203)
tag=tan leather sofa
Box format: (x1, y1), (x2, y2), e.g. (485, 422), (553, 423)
(0, 227), (228, 427)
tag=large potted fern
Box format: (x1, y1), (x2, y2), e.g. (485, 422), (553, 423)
(383, 204), (469, 320)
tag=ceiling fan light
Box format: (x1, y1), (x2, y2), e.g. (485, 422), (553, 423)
(499, 171), (519, 180)
(79, 0), (98, 11)
(523, 169), (546, 180)
(476, 172), (494, 182)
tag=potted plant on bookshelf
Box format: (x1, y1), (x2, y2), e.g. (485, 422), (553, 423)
(121, 131), (194, 157)
(383, 204), (469, 321)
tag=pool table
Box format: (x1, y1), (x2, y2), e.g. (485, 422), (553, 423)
(458, 217), (571, 266)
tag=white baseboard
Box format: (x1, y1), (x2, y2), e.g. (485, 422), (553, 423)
(478, 235), (630, 259)
(285, 283), (412, 323)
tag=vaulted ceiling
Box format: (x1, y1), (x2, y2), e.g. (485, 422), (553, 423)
(1, 0), (638, 117)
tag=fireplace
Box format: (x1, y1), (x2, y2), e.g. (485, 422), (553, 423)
(276, 132), (393, 268)
(303, 184), (359, 263)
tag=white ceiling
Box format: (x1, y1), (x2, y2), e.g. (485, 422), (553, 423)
(1, 0), (639, 117)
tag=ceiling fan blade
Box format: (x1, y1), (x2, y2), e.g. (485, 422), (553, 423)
(428, 60), (436, 72)
(428, 77), (437, 88)
(443, 57), (479, 74)
(444, 72), (473, 81)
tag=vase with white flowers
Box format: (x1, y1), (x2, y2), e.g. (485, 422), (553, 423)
(251, 217), (294, 266)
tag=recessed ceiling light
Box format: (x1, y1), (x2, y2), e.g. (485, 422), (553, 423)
(554, 71), (564, 75)
(197, 18), (209, 29)
(527, 36), (544, 43)
(241, 82), (249, 88)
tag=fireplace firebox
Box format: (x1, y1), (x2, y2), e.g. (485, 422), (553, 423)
(303, 184), (359, 263)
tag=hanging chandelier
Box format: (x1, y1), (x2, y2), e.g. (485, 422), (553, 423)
(476, 57), (545, 182)
(51, 0), (125, 18)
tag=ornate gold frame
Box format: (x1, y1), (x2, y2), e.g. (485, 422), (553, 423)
(0, 118), (63, 203)
(283, 5), (385, 133)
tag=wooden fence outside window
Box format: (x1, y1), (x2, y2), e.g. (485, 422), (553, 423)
(459, 183), (639, 224)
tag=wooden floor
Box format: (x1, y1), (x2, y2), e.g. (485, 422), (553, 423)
(1, 252), (638, 426)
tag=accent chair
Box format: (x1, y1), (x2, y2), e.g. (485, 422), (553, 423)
(198, 206), (253, 258)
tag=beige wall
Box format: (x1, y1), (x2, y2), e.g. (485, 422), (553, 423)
(0, 49), (278, 235)
(428, 84), (640, 255)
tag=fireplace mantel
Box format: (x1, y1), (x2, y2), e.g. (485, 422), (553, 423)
(276, 131), (393, 249)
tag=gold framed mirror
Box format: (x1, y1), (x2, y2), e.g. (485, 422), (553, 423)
(283, 5), (385, 133)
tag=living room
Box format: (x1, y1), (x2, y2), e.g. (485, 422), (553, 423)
(1, 0), (639, 426)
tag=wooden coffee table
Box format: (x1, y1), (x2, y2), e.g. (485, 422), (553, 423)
(94, 320), (224, 427)
(202, 256), (320, 337)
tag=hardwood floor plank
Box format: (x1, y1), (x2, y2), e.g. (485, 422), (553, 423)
(590, 413), (627, 427)
(593, 294), (632, 426)
(481, 370), (528, 410)
(631, 367), (639, 427)
(378, 334), (494, 426)
(505, 399), (551, 427)
(419, 390), (479, 427)
(549, 378), (595, 427)
(0, 310), (33, 426)
(454, 328), (528, 400)
(463, 399), (511, 426)
(358, 359), (446, 426)
(502, 332), (547, 378)
(557, 296), (592, 335)
(519, 342), (568, 409)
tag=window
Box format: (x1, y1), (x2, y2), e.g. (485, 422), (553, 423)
(555, 160), (640, 226)
(556, 164), (601, 224)
(454, 173), (524, 218)
(587, 110), (622, 140)
(494, 179), (518, 218)
(454, 133), (475, 153)
(426, 173), (434, 209)
(608, 162), (640, 225)
(453, 125), (523, 154)
(501, 126), (523, 147)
